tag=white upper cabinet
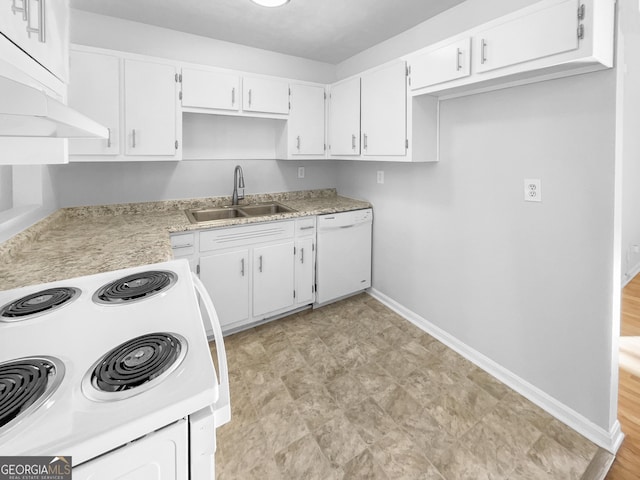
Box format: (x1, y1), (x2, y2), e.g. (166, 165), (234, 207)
(409, 37), (471, 91)
(68, 50), (120, 155)
(474, 0), (579, 74)
(407, 0), (614, 97)
(0, 0), (69, 86)
(328, 77), (361, 156)
(242, 76), (289, 115)
(124, 59), (179, 157)
(288, 83), (325, 156)
(181, 68), (240, 111)
(361, 61), (407, 157)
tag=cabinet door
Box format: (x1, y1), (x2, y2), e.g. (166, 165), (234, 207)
(289, 84), (325, 155)
(474, 0), (579, 74)
(181, 68), (240, 111)
(242, 76), (289, 115)
(68, 51), (120, 155)
(295, 237), (315, 306)
(328, 77), (360, 156)
(410, 38), (471, 90)
(0, 0), (69, 82)
(361, 61), (407, 156)
(124, 59), (178, 156)
(200, 250), (250, 329)
(253, 242), (295, 317)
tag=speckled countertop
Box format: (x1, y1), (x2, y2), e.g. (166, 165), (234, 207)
(0, 189), (371, 291)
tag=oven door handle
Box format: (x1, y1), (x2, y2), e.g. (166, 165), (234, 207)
(191, 273), (231, 428)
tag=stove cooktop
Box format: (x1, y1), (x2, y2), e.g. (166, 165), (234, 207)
(0, 260), (218, 465)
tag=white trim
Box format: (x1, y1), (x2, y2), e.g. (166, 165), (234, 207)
(623, 261), (640, 288)
(368, 287), (625, 454)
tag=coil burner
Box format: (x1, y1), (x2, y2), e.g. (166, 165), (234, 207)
(0, 357), (65, 435)
(82, 333), (187, 401)
(93, 271), (177, 305)
(0, 288), (80, 322)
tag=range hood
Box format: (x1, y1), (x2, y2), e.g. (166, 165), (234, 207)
(0, 76), (108, 138)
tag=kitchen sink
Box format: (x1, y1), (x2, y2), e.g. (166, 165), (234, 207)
(238, 202), (296, 216)
(185, 207), (248, 223)
(185, 202), (296, 224)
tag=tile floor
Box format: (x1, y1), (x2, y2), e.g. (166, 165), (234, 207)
(211, 293), (607, 479)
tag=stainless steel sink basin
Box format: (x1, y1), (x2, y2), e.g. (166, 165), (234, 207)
(239, 202), (296, 216)
(185, 202), (296, 224)
(185, 207), (248, 224)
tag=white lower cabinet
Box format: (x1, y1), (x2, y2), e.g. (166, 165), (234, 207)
(294, 217), (316, 306)
(253, 242), (295, 317)
(200, 249), (250, 330)
(197, 218), (314, 333)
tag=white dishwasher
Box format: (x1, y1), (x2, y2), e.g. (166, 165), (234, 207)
(315, 208), (373, 305)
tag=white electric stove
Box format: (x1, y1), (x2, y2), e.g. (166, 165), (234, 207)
(0, 259), (229, 479)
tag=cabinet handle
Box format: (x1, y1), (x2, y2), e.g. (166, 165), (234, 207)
(172, 243), (193, 249)
(363, 133), (368, 151)
(296, 135), (301, 150)
(258, 255), (263, 273)
(231, 87), (235, 106)
(132, 129), (136, 148)
(299, 225), (314, 230)
(241, 257), (245, 276)
(481, 39), (487, 64)
(248, 89), (252, 107)
(352, 134), (356, 150)
(106, 127), (111, 148)
(26, 0), (46, 43)
(300, 247), (304, 264)
(456, 48), (463, 71)
(12, 0), (27, 20)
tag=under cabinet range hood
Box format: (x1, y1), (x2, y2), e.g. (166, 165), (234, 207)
(0, 76), (108, 138)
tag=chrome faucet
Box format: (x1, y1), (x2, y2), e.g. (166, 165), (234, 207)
(232, 165), (245, 205)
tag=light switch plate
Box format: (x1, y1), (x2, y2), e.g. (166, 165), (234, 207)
(298, 167), (305, 179)
(377, 171), (384, 184)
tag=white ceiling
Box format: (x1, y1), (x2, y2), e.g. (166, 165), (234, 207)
(69, 0), (467, 64)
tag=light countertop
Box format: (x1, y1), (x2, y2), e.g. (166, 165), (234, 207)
(0, 189), (371, 291)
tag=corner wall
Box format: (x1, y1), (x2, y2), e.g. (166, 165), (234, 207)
(336, 0), (618, 439)
(619, 4), (640, 284)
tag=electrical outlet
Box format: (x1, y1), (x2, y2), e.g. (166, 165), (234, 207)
(297, 167), (305, 179)
(524, 179), (541, 202)
(377, 171), (384, 184)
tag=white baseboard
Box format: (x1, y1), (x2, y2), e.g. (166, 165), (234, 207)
(368, 288), (625, 454)
(623, 261), (640, 288)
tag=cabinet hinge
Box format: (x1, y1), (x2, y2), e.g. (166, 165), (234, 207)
(289, 102), (291, 111)
(577, 24), (585, 40)
(175, 140), (179, 150)
(288, 87), (291, 95)
(405, 139), (409, 149)
(312, 243), (315, 252)
(578, 4), (585, 20)
(324, 144), (326, 152)
(324, 92), (327, 100)
(196, 264), (200, 274)
(293, 290), (296, 299)
(179, 91), (183, 100)
(294, 246), (296, 255)
(406, 65), (411, 77)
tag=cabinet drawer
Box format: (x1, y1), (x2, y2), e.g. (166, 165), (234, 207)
(171, 232), (195, 256)
(295, 217), (316, 237)
(200, 221), (295, 252)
